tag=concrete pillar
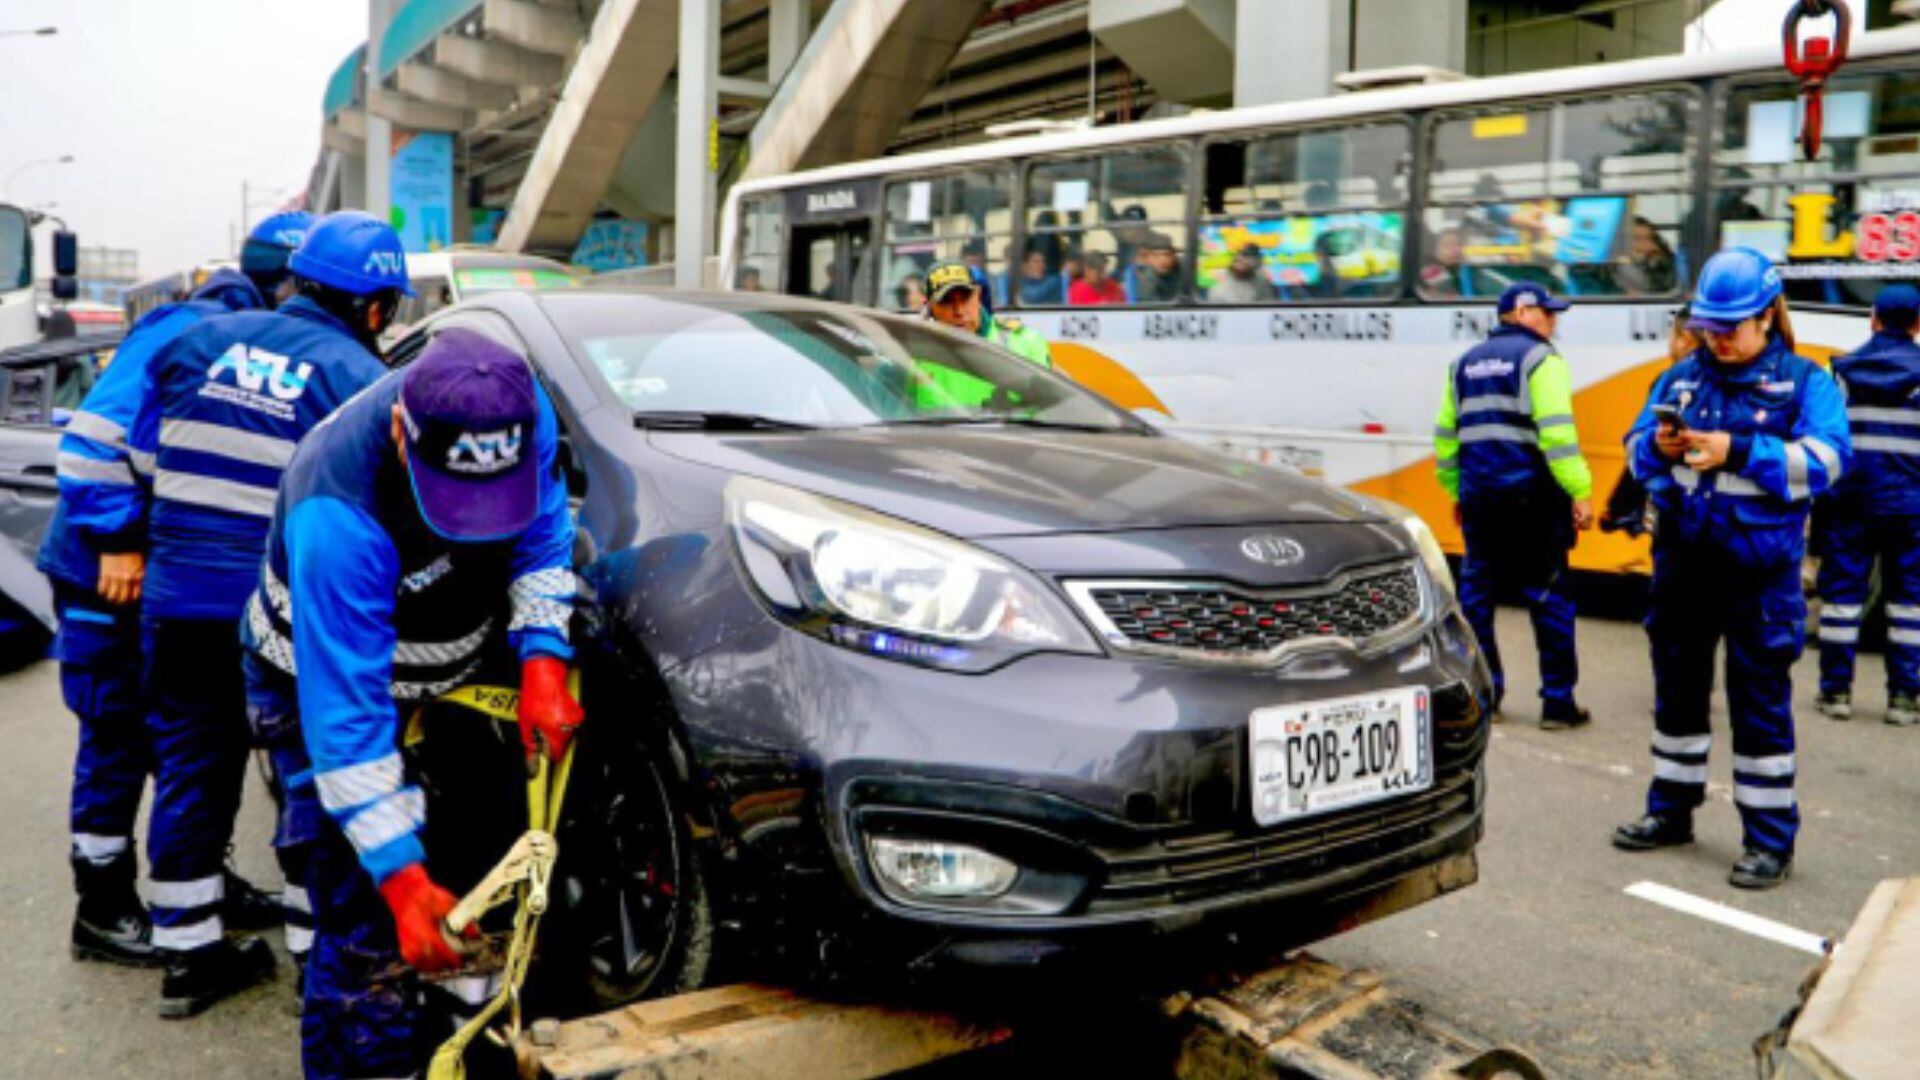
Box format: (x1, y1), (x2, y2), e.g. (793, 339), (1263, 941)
(767, 0), (810, 84)
(1234, 0), (1347, 106)
(366, 0), (397, 223)
(674, 0), (718, 289)
(1352, 0), (1466, 74)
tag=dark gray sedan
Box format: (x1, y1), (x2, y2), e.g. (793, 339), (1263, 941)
(387, 288), (1493, 1005)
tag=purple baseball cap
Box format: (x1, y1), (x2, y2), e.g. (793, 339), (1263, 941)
(398, 328), (541, 542)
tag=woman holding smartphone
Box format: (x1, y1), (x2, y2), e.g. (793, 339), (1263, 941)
(1611, 247), (1851, 889)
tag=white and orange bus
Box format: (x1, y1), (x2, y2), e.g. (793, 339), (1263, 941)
(719, 29), (1920, 577)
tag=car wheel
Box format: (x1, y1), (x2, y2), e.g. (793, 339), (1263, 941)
(559, 729), (714, 1010)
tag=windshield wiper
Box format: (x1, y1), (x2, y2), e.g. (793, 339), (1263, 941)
(633, 410), (817, 432)
(876, 415), (1141, 434)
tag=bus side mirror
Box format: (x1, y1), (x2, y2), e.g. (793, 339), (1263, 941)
(51, 277), (78, 301)
(52, 231), (78, 278)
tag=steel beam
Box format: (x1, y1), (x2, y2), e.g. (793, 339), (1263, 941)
(495, 0), (678, 255)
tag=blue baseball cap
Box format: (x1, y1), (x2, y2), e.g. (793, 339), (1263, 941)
(1875, 284), (1920, 322)
(398, 329), (541, 542)
(1497, 283), (1571, 315)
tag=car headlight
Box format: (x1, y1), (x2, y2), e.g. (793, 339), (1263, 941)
(1398, 512), (1456, 601)
(725, 475), (1099, 672)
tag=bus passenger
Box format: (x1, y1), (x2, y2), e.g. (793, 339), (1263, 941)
(1135, 233), (1183, 304)
(1616, 217), (1678, 295)
(1421, 228), (1469, 298)
(1614, 247), (1849, 890)
(1434, 283), (1594, 730)
(1813, 285), (1920, 725)
(1015, 244), (1065, 306)
(1208, 244), (1277, 303)
(1069, 252), (1125, 306)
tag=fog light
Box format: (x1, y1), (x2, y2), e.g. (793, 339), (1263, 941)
(868, 838), (1018, 901)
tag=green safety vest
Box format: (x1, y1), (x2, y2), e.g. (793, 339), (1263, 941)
(913, 315), (1054, 410)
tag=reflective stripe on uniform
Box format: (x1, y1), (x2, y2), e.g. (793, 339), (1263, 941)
(1784, 443), (1811, 500)
(63, 410), (127, 447)
(315, 754), (404, 815)
(1733, 753), (1795, 778)
(1852, 434), (1920, 456)
(1458, 394), (1527, 415)
(129, 449), (155, 477)
(393, 621), (493, 667)
(1543, 444), (1582, 461)
(152, 916), (222, 951)
(1433, 425), (1457, 440)
(1847, 406), (1920, 426)
(154, 470), (277, 517)
(344, 789), (426, 856)
(1652, 732), (1711, 756)
(1712, 473), (1765, 497)
(1890, 628), (1920, 646)
(1653, 759), (1708, 783)
(1733, 784), (1795, 809)
(1819, 626), (1861, 644)
(149, 875), (224, 909)
(1458, 425), (1539, 445)
(284, 924), (314, 955)
(1534, 413), (1575, 428)
(71, 833), (129, 861)
(1887, 604), (1920, 620)
(282, 884), (311, 913)
(56, 452), (134, 485)
(1821, 603), (1865, 621)
(1802, 436), (1841, 475)
(158, 419), (298, 468)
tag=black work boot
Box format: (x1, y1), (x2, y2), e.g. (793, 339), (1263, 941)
(70, 851), (163, 968)
(1612, 813), (1694, 851)
(1539, 699), (1592, 731)
(1729, 848), (1792, 890)
(220, 863), (284, 932)
(158, 936), (277, 1019)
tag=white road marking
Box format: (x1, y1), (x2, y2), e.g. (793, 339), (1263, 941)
(1625, 881), (1830, 956)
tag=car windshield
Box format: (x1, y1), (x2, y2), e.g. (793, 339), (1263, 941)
(545, 293), (1147, 432)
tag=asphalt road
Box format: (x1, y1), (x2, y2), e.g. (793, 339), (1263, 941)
(1, 610), (1915, 1078)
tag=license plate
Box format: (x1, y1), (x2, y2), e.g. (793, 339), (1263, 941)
(1250, 687), (1432, 826)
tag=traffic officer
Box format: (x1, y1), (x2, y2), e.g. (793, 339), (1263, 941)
(127, 210), (411, 1017)
(1433, 283), (1594, 729)
(37, 267), (277, 970)
(1613, 247), (1849, 889)
(924, 259), (1052, 368)
(1815, 284), (1920, 724)
(238, 330), (580, 1080)
(238, 210), (317, 307)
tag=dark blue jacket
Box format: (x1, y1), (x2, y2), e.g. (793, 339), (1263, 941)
(1627, 336), (1851, 569)
(36, 271), (265, 591)
(132, 295), (388, 621)
(1830, 331), (1920, 516)
(240, 370), (574, 884)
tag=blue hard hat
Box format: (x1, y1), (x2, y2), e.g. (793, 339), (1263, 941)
(240, 210), (314, 278)
(1496, 282), (1570, 315)
(288, 211), (415, 298)
(1688, 247), (1782, 332)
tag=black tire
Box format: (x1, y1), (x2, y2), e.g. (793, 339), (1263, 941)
(557, 727), (714, 1010)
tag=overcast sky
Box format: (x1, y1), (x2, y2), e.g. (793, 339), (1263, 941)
(0, 1), (365, 280)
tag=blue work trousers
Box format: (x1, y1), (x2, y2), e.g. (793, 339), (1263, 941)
(1645, 542), (1803, 855)
(1457, 496), (1578, 707)
(244, 656), (320, 965)
(1815, 510), (1920, 698)
(143, 616), (250, 953)
(54, 582), (151, 864)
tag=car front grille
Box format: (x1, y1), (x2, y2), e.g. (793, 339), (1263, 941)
(1087, 766), (1478, 913)
(1071, 562), (1423, 659)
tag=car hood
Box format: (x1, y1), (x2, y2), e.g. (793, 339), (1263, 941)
(648, 426), (1388, 538)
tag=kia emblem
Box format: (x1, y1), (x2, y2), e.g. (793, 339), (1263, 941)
(1240, 534), (1305, 567)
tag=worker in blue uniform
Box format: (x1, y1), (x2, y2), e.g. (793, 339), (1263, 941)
(1433, 283), (1595, 729)
(238, 330), (580, 1080)
(1814, 285), (1920, 726)
(37, 268), (273, 969)
(127, 210), (410, 1017)
(1614, 247), (1850, 889)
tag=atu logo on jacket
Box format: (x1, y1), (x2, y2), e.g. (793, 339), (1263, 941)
(202, 344), (313, 420)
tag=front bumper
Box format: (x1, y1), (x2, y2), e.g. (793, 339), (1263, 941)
(665, 581), (1492, 949)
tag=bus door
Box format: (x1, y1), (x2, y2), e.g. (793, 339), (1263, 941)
(783, 180), (881, 304)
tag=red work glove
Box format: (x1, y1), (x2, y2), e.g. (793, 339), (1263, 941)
(517, 656), (583, 763)
(378, 863), (468, 974)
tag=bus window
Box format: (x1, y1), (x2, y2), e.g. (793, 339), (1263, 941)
(1714, 69), (1920, 309)
(1422, 90), (1692, 300)
(881, 168), (1013, 311)
(735, 195), (784, 292)
(1199, 122), (1410, 303)
(1027, 144), (1190, 307)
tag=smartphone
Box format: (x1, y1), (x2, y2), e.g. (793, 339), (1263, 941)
(1652, 403), (1688, 431)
